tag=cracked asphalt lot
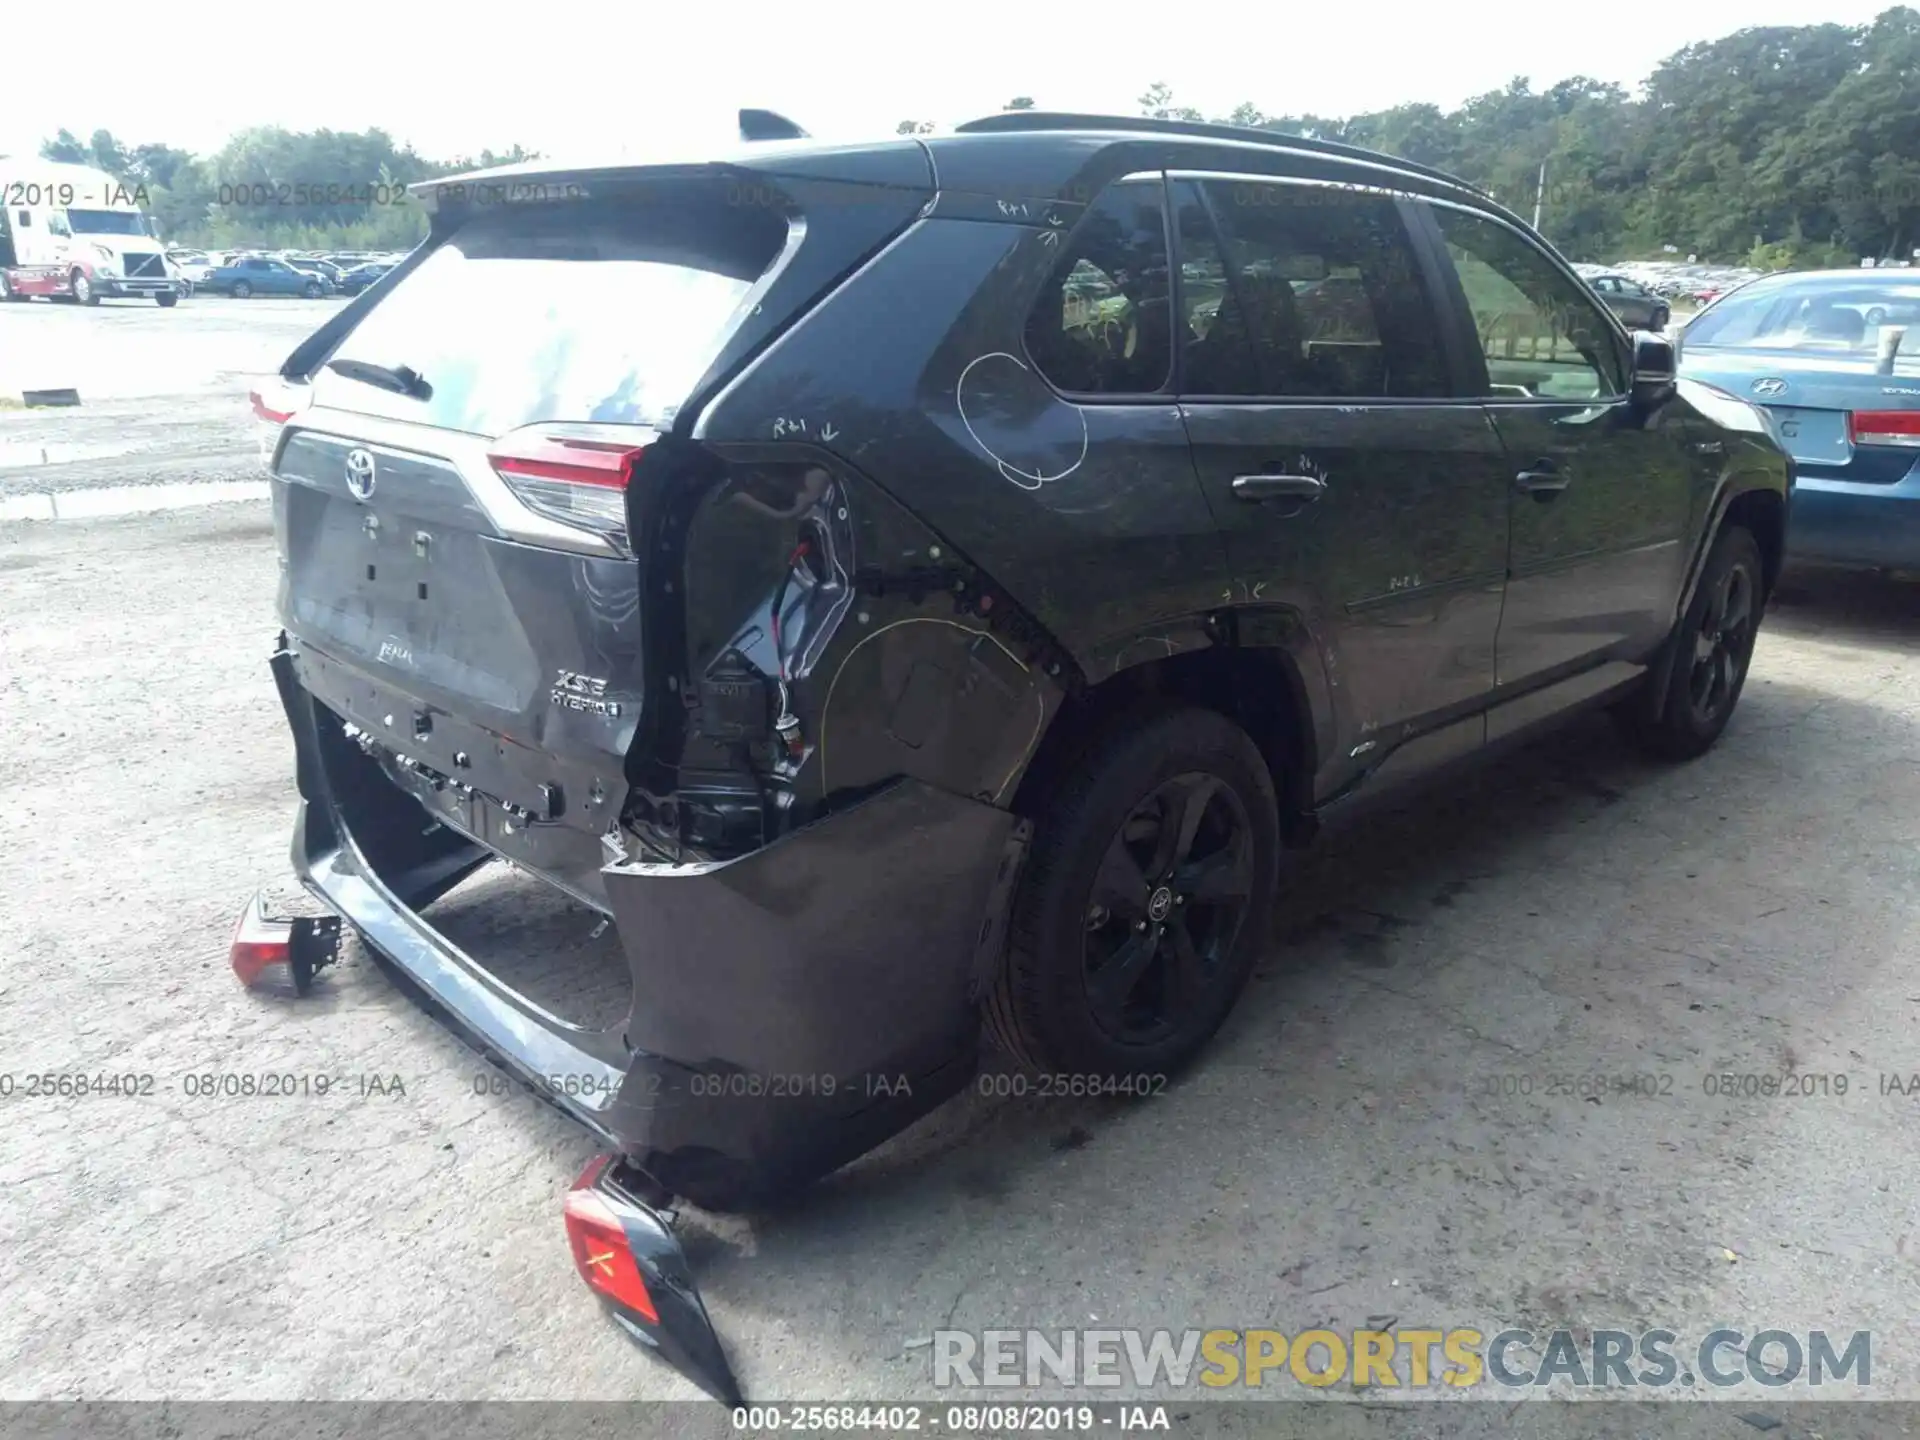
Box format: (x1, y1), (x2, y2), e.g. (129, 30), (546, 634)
(3, 304), (1920, 1435)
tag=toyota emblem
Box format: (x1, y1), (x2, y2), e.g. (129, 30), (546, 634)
(1750, 378), (1787, 397)
(344, 447), (377, 501)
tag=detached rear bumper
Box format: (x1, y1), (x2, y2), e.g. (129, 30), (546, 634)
(273, 639), (1023, 1209)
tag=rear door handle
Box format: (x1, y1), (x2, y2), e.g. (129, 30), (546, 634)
(1231, 473), (1326, 503)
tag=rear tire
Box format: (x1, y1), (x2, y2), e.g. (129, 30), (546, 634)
(1615, 525), (1764, 761)
(233, 280), (253, 299)
(985, 704), (1279, 1078)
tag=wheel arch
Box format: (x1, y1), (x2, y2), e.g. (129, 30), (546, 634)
(1646, 477), (1784, 722)
(1010, 640), (1320, 845)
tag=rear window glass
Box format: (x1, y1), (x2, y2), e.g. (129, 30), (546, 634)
(313, 190), (789, 434)
(1682, 282), (1920, 354)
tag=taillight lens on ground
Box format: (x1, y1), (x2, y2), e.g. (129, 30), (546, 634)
(488, 424), (654, 551)
(564, 1155), (661, 1323)
(1848, 410), (1920, 448)
(230, 893), (295, 989)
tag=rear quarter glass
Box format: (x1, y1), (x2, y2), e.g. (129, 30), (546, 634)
(311, 189), (789, 435)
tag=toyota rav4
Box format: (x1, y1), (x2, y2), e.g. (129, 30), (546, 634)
(249, 111), (1792, 1400)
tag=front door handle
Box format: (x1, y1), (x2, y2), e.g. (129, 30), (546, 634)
(1232, 473), (1326, 503)
(1514, 465), (1570, 499)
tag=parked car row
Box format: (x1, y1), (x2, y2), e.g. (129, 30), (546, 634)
(1574, 260), (1766, 310)
(165, 246), (404, 298)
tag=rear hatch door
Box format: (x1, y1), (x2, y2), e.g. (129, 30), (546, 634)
(268, 157), (932, 896)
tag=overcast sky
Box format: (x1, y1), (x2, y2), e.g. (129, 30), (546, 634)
(3, 0), (1903, 165)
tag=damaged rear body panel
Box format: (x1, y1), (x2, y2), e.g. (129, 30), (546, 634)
(267, 141), (1078, 1220)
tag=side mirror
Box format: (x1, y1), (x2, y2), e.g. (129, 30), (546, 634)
(1630, 331), (1676, 410)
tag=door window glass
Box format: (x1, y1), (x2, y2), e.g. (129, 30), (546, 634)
(1436, 208), (1624, 399)
(1183, 179), (1449, 398)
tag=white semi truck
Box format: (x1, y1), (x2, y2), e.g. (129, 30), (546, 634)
(0, 159), (182, 305)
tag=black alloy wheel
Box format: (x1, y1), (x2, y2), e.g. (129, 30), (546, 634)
(1083, 773), (1254, 1046)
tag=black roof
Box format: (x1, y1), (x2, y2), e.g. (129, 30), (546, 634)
(417, 109), (1516, 230)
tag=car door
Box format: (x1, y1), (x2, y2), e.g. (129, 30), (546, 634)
(1415, 203), (1694, 692)
(1172, 173), (1511, 784)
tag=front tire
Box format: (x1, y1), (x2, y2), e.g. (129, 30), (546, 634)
(1615, 525), (1764, 761)
(986, 704), (1279, 1078)
(302, 281), (322, 298)
(71, 270), (99, 306)
(156, 292), (179, 308)
(233, 280), (252, 299)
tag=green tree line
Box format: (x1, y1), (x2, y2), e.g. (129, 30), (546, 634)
(42, 6), (1920, 263)
(1132, 6), (1920, 266)
(35, 125), (539, 250)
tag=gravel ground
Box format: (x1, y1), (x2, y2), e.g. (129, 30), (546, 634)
(3, 304), (1919, 1437)
(0, 295), (333, 491)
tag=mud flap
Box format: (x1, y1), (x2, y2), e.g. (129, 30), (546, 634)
(575, 1156), (743, 1404)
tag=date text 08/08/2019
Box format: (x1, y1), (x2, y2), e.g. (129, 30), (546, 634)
(731, 1405), (1170, 1432)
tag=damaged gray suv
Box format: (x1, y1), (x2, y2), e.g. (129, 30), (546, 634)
(250, 110), (1791, 1400)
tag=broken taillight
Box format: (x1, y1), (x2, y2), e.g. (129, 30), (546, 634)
(488, 423), (655, 553)
(230, 894), (293, 987)
(1848, 410), (1920, 449)
(250, 390), (293, 424)
(229, 892), (340, 996)
(249, 379), (310, 471)
(564, 1155), (661, 1323)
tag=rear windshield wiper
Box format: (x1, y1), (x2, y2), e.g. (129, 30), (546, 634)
(325, 358), (432, 400)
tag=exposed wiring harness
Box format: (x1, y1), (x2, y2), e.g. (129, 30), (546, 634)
(768, 537), (813, 760)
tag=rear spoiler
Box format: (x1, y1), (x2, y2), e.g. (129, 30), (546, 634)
(739, 109), (809, 141)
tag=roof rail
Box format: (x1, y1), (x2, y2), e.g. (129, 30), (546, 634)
(952, 111), (1492, 200)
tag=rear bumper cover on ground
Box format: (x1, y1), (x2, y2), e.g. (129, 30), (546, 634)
(272, 637), (1025, 1210)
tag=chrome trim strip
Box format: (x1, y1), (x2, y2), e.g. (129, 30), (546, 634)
(1165, 168), (1417, 201)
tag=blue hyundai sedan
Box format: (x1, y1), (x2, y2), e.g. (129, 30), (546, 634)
(1678, 271), (1920, 571)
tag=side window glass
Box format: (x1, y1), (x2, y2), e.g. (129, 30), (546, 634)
(1023, 179), (1172, 395)
(16, 210), (31, 228)
(1172, 181), (1260, 395)
(1194, 180), (1450, 399)
(1435, 209), (1625, 399)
